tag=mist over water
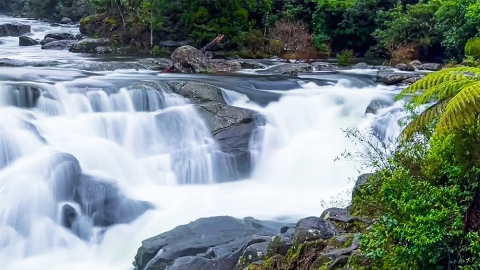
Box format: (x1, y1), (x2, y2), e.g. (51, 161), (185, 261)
(0, 17), (407, 270)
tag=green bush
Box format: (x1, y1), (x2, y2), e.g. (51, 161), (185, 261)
(344, 119), (480, 269)
(338, 50), (353, 66)
(465, 37), (480, 59)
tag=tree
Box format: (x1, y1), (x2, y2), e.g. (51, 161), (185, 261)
(396, 67), (480, 138)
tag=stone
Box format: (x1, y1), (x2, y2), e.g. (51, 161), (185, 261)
(69, 38), (110, 53)
(41, 40), (77, 50)
(237, 60), (265, 69)
(18, 35), (38, 46)
(365, 98), (394, 114)
(352, 62), (369, 69)
(171, 45), (242, 73)
(133, 216), (289, 270)
(94, 46), (112, 54)
(376, 70), (421, 85)
(40, 37), (57, 45)
(419, 63), (442, 71)
(263, 63), (314, 74)
(293, 217), (337, 245)
(410, 59), (422, 67)
(394, 63), (415, 71)
(0, 22), (31, 37)
(45, 32), (75, 40)
(61, 17), (73, 24)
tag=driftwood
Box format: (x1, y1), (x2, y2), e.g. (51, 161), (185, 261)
(162, 34), (225, 73)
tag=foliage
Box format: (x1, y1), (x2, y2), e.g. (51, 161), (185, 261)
(465, 38), (480, 60)
(386, 42), (418, 65)
(267, 19), (314, 59)
(395, 67), (480, 138)
(338, 50), (353, 66)
(341, 119), (480, 269)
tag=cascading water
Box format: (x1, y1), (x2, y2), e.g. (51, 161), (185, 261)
(1, 17), (407, 269)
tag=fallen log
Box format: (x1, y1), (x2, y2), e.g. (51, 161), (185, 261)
(162, 35), (224, 73)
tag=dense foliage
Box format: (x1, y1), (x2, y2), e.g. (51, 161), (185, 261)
(342, 66), (480, 269)
(1, 0), (479, 58)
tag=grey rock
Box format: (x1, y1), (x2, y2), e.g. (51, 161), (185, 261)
(352, 62), (369, 69)
(136, 58), (172, 70)
(376, 70), (420, 85)
(171, 45), (242, 73)
(133, 216), (288, 270)
(69, 38), (110, 53)
(41, 40), (76, 50)
(0, 22), (31, 37)
(60, 17), (73, 24)
(293, 217), (337, 245)
(40, 37), (57, 45)
(420, 63), (442, 71)
(410, 60), (422, 67)
(210, 59), (242, 73)
(238, 60), (265, 69)
(365, 98), (394, 114)
(395, 63), (415, 71)
(45, 32), (75, 40)
(168, 81), (225, 104)
(403, 76), (423, 84)
(19, 35), (38, 46)
(265, 63), (314, 74)
(94, 46), (112, 54)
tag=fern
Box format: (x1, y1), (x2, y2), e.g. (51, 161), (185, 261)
(396, 67), (480, 138)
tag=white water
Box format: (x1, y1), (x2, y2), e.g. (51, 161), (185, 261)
(0, 14), (407, 270)
(0, 74), (404, 270)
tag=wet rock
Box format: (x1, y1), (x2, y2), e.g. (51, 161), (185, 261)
(314, 62), (338, 71)
(238, 60), (265, 69)
(50, 23), (61, 27)
(56, 61), (141, 71)
(40, 37), (57, 45)
(321, 207), (369, 234)
(0, 22), (31, 37)
(167, 81), (226, 104)
(236, 235), (272, 269)
(410, 59), (422, 68)
(41, 40), (76, 50)
(395, 63), (415, 71)
(19, 35), (38, 46)
(171, 45), (242, 73)
(266, 228), (295, 257)
(403, 76), (423, 84)
(45, 32), (75, 40)
(69, 38), (110, 53)
(61, 204), (78, 229)
(74, 174), (153, 227)
(61, 17), (73, 24)
(265, 63), (314, 75)
(196, 102), (262, 179)
(365, 98), (394, 114)
(171, 45), (211, 73)
(133, 216), (288, 270)
(136, 58), (172, 70)
(94, 46), (112, 54)
(419, 63), (442, 71)
(293, 217), (337, 245)
(352, 62), (369, 69)
(376, 70), (421, 85)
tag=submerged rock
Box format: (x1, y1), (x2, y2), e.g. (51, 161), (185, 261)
(0, 22), (31, 37)
(133, 216), (290, 270)
(40, 37), (57, 45)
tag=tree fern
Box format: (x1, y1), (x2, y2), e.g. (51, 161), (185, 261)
(396, 67), (480, 138)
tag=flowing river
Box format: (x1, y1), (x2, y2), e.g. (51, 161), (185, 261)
(0, 15), (406, 270)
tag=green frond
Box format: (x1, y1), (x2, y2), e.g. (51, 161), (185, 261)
(401, 99), (450, 139)
(411, 80), (478, 105)
(395, 67), (480, 101)
(436, 81), (480, 133)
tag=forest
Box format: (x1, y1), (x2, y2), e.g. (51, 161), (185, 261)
(0, 0), (479, 61)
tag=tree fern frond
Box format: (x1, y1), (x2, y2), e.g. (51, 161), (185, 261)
(396, 67), (480, 100)
(436, 81), (480, 133)
(401, 99), (450, 139)
(412, 80), (478, 105)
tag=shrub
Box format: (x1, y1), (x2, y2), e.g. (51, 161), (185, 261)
(385, 42), (418, 65)
(338, 50), (353, 66)
(267, 19), (313, 58)
(465, 37), (480, 59)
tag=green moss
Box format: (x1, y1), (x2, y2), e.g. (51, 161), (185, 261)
(338, 50), (353, 66)
(79, 16), (91, 28)
(104, 17), (119, 27)
(465, 37), (480, 59)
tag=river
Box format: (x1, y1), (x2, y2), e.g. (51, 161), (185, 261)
(0, 16), (405, 270)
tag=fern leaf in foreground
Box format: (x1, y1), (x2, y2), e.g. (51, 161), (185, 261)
(396, 67), (480, 139)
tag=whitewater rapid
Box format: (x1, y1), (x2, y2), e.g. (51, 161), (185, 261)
(0, 72), (404, 270)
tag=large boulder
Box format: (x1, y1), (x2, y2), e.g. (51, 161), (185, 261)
(171, 45), (242, 73)
(18, 36), (38, 46)
(69, 38), (110, 53)
(376, 70), (421, 85)
(133, 216), (290, 270)
(0, 22), (31, 37)
(41, 40), (77, 50)
(40, 37), (58, 45)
